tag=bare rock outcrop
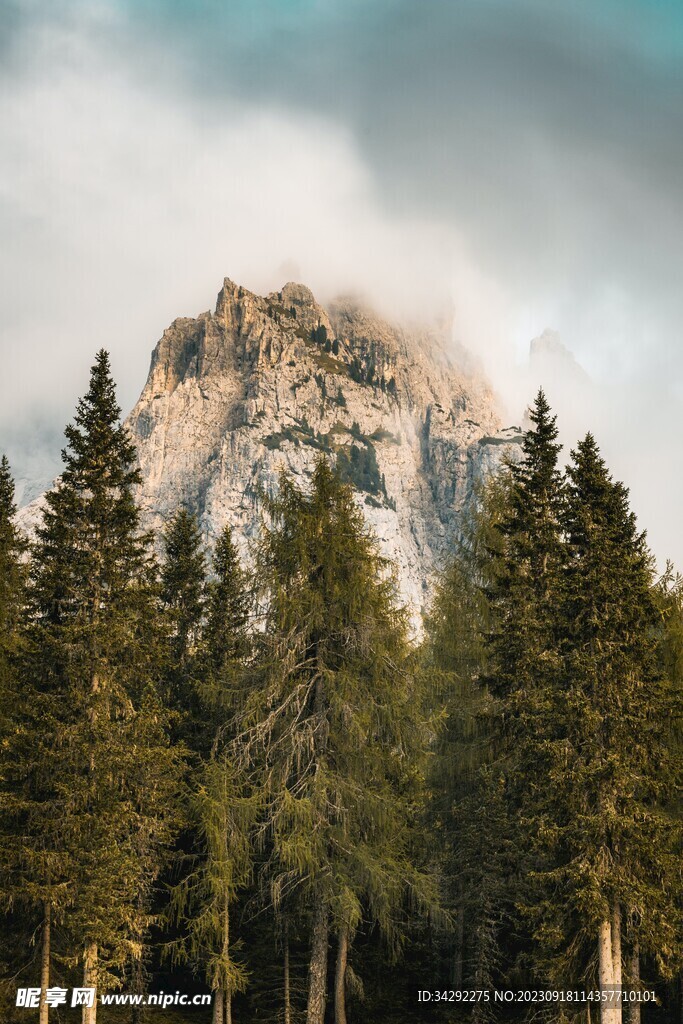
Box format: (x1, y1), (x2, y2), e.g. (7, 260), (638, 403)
(126, 279), (522, 628)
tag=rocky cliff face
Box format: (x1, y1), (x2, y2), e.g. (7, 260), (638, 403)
(126, 279), (522, 628)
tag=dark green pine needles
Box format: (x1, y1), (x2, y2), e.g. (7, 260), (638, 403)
(427, 392), (683, 1022)
(4, 351), (183, 1007)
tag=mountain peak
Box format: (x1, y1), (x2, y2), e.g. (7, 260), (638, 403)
(126, 277), (523, 631)
(277, 281), (317, 307)
(17, 276), (521, 634)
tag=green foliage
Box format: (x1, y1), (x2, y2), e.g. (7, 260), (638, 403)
(232, 459), (438, 1010)
(348, 353), (381, 388)
(529, 434), (683, 980)
(335, 441), (393, 507)
(0, 457), (31, 1000)
(427, 393), (683, 1019)
(1, 351), (183, 995)
(169, 752), (257, 1000)
(349, 357), (363, 383)
(311, 324), (328, 347)
(424, 473), (519, 1007)
(160, 508), (206, 723)
(198, 524), (252, 721)
(263, 419), (332, 454)
(0, 455), (27, 743)
(369, 428), (399, 444)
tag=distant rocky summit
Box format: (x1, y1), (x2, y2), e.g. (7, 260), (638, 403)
(124, 279), (522, 627)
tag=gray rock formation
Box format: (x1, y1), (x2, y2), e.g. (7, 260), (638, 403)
(125, 278), (522, 629)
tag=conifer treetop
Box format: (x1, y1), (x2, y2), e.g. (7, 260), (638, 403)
(0, 456), (17, 523)
(59, 348), (140, 492)
(516, 388), (562, 493)
(565, 432), (645, 554)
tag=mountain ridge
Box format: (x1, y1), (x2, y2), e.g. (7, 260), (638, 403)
(127, 278), (522, 627)
(18, 278), (523, 630)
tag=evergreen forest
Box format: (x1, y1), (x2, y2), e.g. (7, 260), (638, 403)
(0, 352), (681, 1024)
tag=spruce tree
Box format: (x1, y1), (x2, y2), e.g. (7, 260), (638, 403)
(427, 392), (566, 1020)
(485, 389), (565, 714)
(233, 459), (437, 1024)
(652, 568), (683, 1024)
(529, 435), (683, 1022)
(0, 455), (27, 747)
(481, 392), (566, 1002)
(0, 457), (37, 1018)
(199, 523), (251, 720)
(11, 351), (182, 1021)
(160, 507), (206, 731)
(425, 474), (519, 1016)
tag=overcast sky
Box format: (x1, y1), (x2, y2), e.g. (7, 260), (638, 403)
(2, 0), (683, 564)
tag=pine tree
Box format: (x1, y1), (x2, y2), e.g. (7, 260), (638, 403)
(199, 523), (251, 721)
(426, 392), (566, 1020)
(528, 435), (683, 1022)
(170, 750), (255, 1024)
(429, 403), (683, 1023)
(652, 567), (683, 1024)
(0, 455), (27, 749)
(9, 351), (182, 1021)
(485, 389), (565, 710)
(169, 523), (255, 1024)
(160, 508), (206, 731)
(425, 473), (519, 1017)
(233, 458), (437, 1024)
(0, 457), (38, 1018)
(480, 392), (566, 994)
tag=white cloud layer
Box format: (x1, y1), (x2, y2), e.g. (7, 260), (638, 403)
(1, 2), (683, 571)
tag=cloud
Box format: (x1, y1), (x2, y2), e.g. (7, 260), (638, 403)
(0, 5), (460, 422)
(1, 0), (683, 569)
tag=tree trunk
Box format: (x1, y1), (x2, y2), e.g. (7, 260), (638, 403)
(130, 878), (149, 1024)
(611, 904), (622, 1023)
(39, 904), (51, 1024)
(627, 944), (640, 1024)
(598, 919), (617, 1024)
(85, 672), (99, 1024)
(453, 904), (464, 989)
(307, 901), (329, 1024)
(212, 988), (224, 1024)
(223, 891), (232, 1024)
(284, 922), (291, 1024)
(334, 925), (349, 1024)
(83, 941), (98, 1024)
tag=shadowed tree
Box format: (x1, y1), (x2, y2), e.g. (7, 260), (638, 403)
(160, 507), (207, 740)
(169, 522), (256, 1024)
(233, 458), (437, 1024)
